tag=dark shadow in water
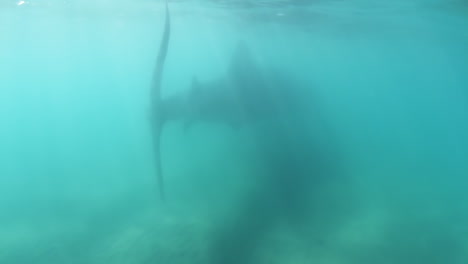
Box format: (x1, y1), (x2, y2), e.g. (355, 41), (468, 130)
(207, 73), (345, 264)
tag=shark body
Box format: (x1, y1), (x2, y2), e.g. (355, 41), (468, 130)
(161, 43), (294, 131)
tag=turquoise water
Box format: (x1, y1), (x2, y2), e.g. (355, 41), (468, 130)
(0, 0), (467, 263)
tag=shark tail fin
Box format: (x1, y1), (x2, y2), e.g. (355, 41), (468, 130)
(152, 0), (171, 202)
(153, 120), (165, 202)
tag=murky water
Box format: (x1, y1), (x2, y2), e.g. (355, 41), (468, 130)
(0, 0), (467, 263)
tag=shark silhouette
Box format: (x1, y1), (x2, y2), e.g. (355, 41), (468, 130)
(150, 1), (300, 201)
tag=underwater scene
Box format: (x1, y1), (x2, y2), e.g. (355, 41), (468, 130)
(0, 0), (467, 263)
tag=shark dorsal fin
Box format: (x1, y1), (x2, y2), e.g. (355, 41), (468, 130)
(228, 41), (256, 81)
